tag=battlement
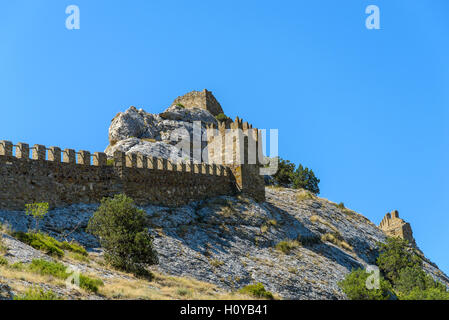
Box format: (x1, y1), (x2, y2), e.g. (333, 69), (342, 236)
(0, 140), (236, 210)
(379, 210), (417, 247)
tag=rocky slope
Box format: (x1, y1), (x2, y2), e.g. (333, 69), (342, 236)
(1, 187), (447, 300)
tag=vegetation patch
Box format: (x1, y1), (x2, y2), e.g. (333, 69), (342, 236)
(28, 259), (103, 293)
(13, 231), (87, 258)
(267, 157), (320, 194)
(296, 190), (316, 202)
(87, 194), (158, 279)
(321, 233), (353, 251)
(238, 283), (274, 300)
(0, 256), (8, 266)
(210, 259), (225, 268)
(14, 287), (62, 300)
(275, 239), (301, 254)
(339, 238), (449, 300)
(215, 113), (229, 122)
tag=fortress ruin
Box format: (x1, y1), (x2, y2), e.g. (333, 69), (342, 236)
(0, 92), (266, 210)
(379, 210), (417, 247)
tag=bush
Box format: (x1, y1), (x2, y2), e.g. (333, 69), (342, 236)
(87, 194), (158, 278)
(400, 287), (449, 300)
(175, 103), (185, 108)
(13, 232), (87, 258)
(14, 287), (61, 300)
(0, 256), (8, 266)
(215, 113), (228, 122)
(239, 283), (274, 299)
(338, 268), (394, 300)
(28, 259), (103, 293)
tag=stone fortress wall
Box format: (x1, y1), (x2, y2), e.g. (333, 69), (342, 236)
(0, 89), (266, 210)
(0, 141), (236, 210)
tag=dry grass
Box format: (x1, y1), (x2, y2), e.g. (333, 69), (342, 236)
(0, 264), (66, 287)
(320, 233), (353, 252)
(296, 190), (316, 202)
(0, 257), (256, 300)
(99, 272), (254, 300)
(309, 215), (339, 233)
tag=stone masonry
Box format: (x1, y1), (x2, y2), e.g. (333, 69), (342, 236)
(172, 89), (224, 116)
(379, 210), (417, 247)
(0, 142), (236, 210)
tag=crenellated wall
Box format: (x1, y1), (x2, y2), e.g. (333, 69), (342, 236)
(0, 140), (236, 210)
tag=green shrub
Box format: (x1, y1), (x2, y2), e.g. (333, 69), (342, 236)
(376, 237), (422, 283)
(338, 268), (394, 300)
(87, 194), (158, 278)
(106, 158), (114, 166)
(239, 283), (274, 300)
(14, 287), (61, 300)
(215, 113), (228, 122)
(13, 232), (87, 258)
(10, 262), (24, 270)
(0, 256), (8, 266)
(400, 287), (449, 300)
(28, 259), (103, 293)
(175, 103), (185, 108)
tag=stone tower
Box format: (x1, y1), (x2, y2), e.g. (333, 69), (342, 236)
(172, 89), (224, 117)
(379, 210), (417, 247)
(206, 117), (266, 202)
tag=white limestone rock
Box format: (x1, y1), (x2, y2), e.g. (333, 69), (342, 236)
(106, 105), (217, 162)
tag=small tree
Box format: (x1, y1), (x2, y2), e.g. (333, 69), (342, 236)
(272, 157), (296, 186)
(87, 194), (158, 278)
(25, 203), (49, 232)
(292, 165), (320, 194)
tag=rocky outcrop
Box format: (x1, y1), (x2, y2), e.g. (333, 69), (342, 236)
(106, 104), (218, 161)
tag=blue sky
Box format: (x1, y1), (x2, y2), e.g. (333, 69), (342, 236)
(1, 1), (448, 274)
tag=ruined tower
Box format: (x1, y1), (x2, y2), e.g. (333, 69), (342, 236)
(172, 89), (224, 117)
(379, 210), (417, 247)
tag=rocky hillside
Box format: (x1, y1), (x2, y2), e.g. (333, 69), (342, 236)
(1, 187), (447, 300)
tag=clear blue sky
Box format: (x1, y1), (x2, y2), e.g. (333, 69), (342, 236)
(1, 1), (448, 274)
